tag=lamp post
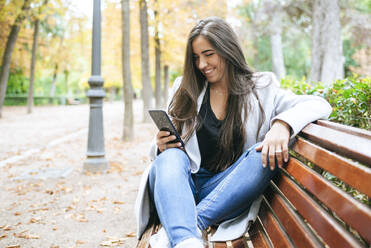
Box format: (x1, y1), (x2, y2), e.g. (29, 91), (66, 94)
(84, 0), (108, 172)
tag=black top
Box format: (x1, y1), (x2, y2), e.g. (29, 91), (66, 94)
(196, 88), (225, 171)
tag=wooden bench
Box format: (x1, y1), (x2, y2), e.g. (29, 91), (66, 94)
(137, 120), (371, 248)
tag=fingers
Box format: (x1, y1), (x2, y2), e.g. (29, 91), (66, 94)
(261, 144), (268, 168)
(268, 145), (275, 170)
(156, 131), (181, 152)
(275, 146), (283, 169)
(260, 142), (289, 170)
(283, 145), (289, 163)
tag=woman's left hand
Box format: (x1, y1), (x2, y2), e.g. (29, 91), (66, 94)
(255, 120), (291, 170)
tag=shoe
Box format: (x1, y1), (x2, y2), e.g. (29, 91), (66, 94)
(149, 227), (171, 248)
(174, 238), (204, 248)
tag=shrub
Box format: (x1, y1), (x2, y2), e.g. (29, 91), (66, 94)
(324, 76), (370, 130)
(281, 75), (371, 130)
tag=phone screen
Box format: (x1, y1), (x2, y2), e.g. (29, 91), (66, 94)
(148, 110), (185, 147)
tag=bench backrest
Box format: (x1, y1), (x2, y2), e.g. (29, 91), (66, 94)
(249, 120), (371, 248)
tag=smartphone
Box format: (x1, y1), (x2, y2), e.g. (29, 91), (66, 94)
(148, 110), (185, 148)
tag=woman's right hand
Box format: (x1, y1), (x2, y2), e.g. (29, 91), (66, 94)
(156, 131), (182, 152)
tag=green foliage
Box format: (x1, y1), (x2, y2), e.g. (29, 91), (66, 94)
(323, 171), (369, 205)
(325, 76), (371, 130)
(343, 39), (360, 77)
(281, 75), (371, 130)
(5, 68), (28, 94)
(246, 35), (272, 72)
(283, 33), (311, 79)
(280, 76), (326, 96)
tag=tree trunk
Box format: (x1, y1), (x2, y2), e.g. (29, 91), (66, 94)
(0, 0), (31, 118)
(310, 0), (322, 82)
(163, 65), (169, 107)
(109, 87), (115, 103)
(64, 69), (69, 96)
(154, 2), (162, 109)
(49, 63), (58, 97)
(27, 19), (40, 114)
(310, 0), (344, 85)
(50, 34), (64, 97)
(121, 0), (134, 141)
(269, 4), (285, 80)
(139, 0), (152, 123)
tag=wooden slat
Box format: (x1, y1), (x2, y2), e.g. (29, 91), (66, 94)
(249, 220), (272, 248)
(317, 120), (371, 139)
(293, 137), (371, 197)
(264, 185), (323, 248)
(136, 223), (156, 248)
(274, 174), (363, 248)
(300, 123), (371, 166)
(285, 158), (371, 243)
(259, 198), (294, 248)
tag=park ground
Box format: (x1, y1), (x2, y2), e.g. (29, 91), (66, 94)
(0, 100), (156, 248)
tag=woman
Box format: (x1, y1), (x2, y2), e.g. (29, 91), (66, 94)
(135, 17), (332, 248)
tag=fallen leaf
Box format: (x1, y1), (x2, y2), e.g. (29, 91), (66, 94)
(76, 240), (86, 244)
(52, 227), (58, 231)
(96, 208), (104, 214)
(109, 161), (124, 173)
(45, 189), (54, 195)
(28, 217), (41, 224)
(3, 225), (12, 231)
(6, 245), (20, 248)
(76, 215), (88, 223)
(125, 232), (136, 237)
(65, 205), (74, 212)
(113, 201), (124, 205)
(132, 171), (143, 176)
(28, 207), (49, 212)
(14, 212), (21, 216)
(100, 237), (127, 247)
(0, 233), (7, 239)
(13, 232), (40, 239)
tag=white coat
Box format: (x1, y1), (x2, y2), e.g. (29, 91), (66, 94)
(135, 72), (332, 241)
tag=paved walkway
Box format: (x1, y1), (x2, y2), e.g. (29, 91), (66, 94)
(0, 100), (156, 248)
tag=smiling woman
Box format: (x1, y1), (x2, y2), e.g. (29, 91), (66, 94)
(192, 36), (227, 86)
(135, 16), (332, 248)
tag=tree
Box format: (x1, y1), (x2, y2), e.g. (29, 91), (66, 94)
(121, 0), (134, 141)
(153, 0), (162, 108)
(264, 0), (286, 79)
(27, 0), (49, 114)
(139, 0), (152, 122)
(240, 0), (286, 79)
(0, 0), (31, 118)
(163, 65), (169, 106)
(310, 0), (344, 85)
(27, 19), (39, 113)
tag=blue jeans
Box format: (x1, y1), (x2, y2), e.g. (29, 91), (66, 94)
(148, 144), (278, 247)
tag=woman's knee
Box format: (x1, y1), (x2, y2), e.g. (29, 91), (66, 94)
(149, 148), (190, 179)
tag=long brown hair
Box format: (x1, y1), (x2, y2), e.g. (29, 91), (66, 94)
(169, 17), (265, 172)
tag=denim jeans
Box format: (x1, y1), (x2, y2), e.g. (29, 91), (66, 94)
(148, 144), (278, 247)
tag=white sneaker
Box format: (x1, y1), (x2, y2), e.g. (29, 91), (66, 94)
(174, 238), (204, 248)
(149, 227), (171, 248)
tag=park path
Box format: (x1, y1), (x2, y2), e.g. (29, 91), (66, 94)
(0, 100), (157, 248)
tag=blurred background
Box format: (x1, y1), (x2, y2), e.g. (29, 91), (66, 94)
(0, 0), (370, 131)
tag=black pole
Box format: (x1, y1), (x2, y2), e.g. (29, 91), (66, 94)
(84, 0), (108, 172)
